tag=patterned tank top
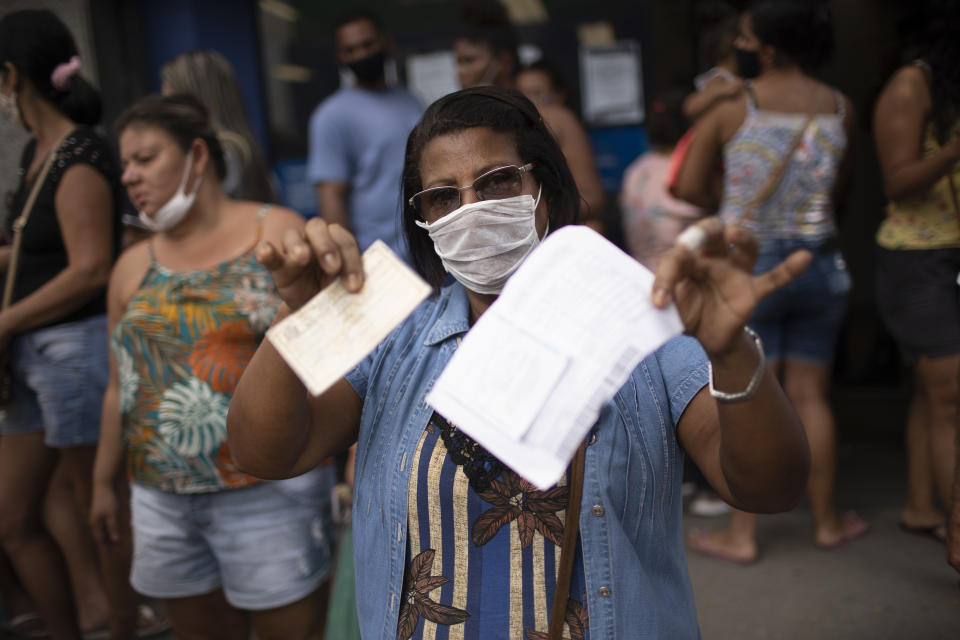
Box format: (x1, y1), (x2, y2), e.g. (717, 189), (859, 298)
(719, 85), (847, 243)
(112, 207), (281, 493)
(876, 120), (960, 250)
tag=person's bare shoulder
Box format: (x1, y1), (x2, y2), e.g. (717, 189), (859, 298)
(882, 65), (931, 111)
(110, 240), (152, 305)
(704, 93), (748, 144)
(257, 204), (307, 245)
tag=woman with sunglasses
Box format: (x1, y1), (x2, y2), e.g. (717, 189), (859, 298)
(228, 86), (811, 639)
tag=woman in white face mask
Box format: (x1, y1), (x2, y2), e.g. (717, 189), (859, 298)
(93, 94), (336, 638)
(230, 86), (814, 639)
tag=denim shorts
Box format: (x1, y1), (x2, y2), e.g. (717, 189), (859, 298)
(749, 239), (850, 365)
(0, 315), (108, 447)
(129, 466), (336, 610)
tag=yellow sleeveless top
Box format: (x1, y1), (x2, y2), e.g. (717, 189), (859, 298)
(876, 121), (960, 250)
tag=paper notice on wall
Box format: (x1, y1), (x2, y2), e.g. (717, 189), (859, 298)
(580, 41), (644, 126)
(268, 241), (431, 397)
(406, 51), (459, 107)
(425, 226), (684, 489)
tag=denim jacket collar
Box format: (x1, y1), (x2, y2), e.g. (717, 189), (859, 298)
(422, 284), (471, 346)
(347, 281), (709, 640)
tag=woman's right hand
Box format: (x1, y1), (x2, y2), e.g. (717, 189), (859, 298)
(89, 481), (121, 546)
(255, 218), (365, 312)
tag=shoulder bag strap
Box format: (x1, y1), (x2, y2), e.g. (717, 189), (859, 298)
(548, 439), (588, 640)
(3, 134), (67, 309)
(739, 87), (821, 225)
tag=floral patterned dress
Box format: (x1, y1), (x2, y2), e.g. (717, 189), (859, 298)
(398, 413), (590, 640)
(113, 209), (280, 493)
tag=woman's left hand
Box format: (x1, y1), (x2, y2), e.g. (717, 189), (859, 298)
(651, 217), (811, 357)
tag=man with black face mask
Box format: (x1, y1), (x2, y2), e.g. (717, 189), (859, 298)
(307, 9), (423, 263)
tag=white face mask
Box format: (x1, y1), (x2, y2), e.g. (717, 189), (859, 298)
(0, 89), (21, 127)
(415, 187), (543, 295)
(138, 154), (202, 232)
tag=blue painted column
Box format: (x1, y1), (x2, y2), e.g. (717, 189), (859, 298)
(139, 0), (270, 157)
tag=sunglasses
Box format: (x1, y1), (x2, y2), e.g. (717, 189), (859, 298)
(409, 163), (535, 221)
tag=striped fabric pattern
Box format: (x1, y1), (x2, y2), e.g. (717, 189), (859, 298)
(399, 416), (590, 640)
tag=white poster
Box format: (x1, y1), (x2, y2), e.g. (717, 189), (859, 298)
(405, 51), (460, 107)
(580, 41), (644, 126)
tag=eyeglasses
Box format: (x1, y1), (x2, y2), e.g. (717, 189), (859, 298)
(409, 163), (535, 220)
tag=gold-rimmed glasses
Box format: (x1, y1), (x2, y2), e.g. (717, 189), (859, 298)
(409, 163), (535, 221)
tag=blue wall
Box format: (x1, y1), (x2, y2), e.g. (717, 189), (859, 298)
(589, 126), (650, 194)
(140, 0), (270, 157)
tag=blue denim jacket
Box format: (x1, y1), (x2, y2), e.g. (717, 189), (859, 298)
(346, 283), (709, 639)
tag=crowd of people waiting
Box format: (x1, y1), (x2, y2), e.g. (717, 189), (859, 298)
(0, 0), (957, 639)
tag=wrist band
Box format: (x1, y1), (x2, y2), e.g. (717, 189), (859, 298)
(708, 326), (765, 403)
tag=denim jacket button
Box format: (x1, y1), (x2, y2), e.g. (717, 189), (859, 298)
(591, 505), (604, 517)
(588, 432), (597, 445)
(598, 587), (611, 597)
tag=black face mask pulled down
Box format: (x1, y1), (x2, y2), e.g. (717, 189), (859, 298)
(734, 47), (761, 79)
(347, 50), (386, 84)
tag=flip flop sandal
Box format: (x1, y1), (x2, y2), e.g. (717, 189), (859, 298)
(898, 521), (947, 543)
(82, 604), (170, 640)
(3, 612), (49, 639)
(686, 529), (758, 565)
(816, 511), (870, 550)
(135, 604), (171, 639)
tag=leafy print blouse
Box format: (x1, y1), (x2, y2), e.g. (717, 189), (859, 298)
(112, 219), (280, 493)
(398, 413), (590, 640)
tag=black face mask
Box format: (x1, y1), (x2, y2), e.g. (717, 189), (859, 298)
(347, 50), (386, 84)
(734, 47), (761, 79)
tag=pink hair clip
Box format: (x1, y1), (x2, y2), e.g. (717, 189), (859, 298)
(51, 56), (82, 90)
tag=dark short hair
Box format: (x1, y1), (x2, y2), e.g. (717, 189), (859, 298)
(518, 59), (567, 99)
(114, 93), (227, 181)
(748, 1), (835, 71)
(911, 0), (960, 145)
(695, 1), (740, 71)
(402, 86), (580, 288)
(333, 9), (383, 36)
(646, 88), (690, 149)
(0, 9), (101, 125)
(455, 0), (518, 68)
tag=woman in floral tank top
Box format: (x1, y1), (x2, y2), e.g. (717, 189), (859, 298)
(673, 1), (867, 564)
(90, 95), (334, 638)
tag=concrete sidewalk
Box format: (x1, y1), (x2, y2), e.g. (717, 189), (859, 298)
(685, 438), (960, 640)
(2, 392), (958, 639)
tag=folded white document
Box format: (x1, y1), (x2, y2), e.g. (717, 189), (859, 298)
(425, 226), (685, 489)
(268, 240), (432, 397)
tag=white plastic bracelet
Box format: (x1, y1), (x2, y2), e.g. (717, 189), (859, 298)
(708, 327), (765, 403)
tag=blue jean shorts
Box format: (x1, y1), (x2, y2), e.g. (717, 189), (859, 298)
(0, 314), (108, 447)
(129, 466), (336, 610)
(750, 239), (850, 366)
